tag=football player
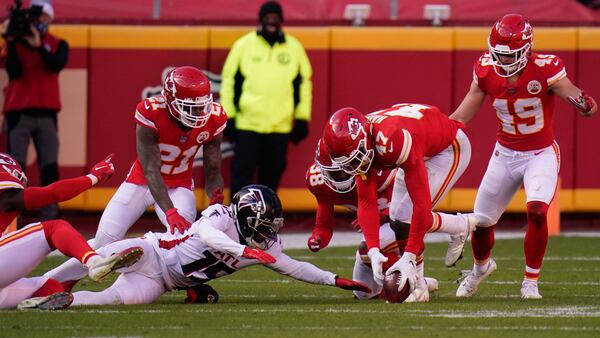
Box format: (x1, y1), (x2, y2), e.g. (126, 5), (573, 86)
(30, 185), (371, 306)
(0, 152), (143, 310)
(321, 103), (473, 300)
(45, 66), (227, 286)
(449, 14), (597, 299)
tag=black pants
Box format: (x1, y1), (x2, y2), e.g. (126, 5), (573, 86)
(6, 110), (60, 221)
(230, 130), (289, 197)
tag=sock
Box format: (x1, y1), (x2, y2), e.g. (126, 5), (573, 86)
(436, 212), (467, 235)
(524, 201), (549, 281)
(42, 220), (98, 264)
(472, 225), (495, 265)
(31, 278), (65, 297)
(60, 280), (80, 293)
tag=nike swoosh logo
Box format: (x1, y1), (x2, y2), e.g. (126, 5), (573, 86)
(534, 151), (543, 156)
(553, 60), (559, 66)
(144, 101), (150, 109)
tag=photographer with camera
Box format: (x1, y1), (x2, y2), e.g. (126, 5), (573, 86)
(1, 0), (68, 222)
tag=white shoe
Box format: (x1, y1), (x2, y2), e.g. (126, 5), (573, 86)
(456, 258), (497, 297)
(521, 280), (542, 300)
(87, 246), (144, 282)
(424, 277), (439, 293)
(445, 213), (476, 267)
(18, 292), (73, 310)
(405, 278), (429, 303)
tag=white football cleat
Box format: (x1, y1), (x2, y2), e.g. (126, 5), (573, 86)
(404, 278), (429, 303)
(424, 277), (439, 293)
(18, 292), (73, 311)
(445, 213), (476, 267)
(456, 258), (497, 297)
(87, 246), (144, 282)
(521, 280), (542, 300)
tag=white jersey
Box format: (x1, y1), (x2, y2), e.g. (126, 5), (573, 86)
(144, 204), (337, 290)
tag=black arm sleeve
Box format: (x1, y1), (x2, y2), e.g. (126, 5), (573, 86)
(5, 41), (23, 80)
(38, 40), (69, 73)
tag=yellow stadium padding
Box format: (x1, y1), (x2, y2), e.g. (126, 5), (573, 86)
(578, 28), (600, 50)
(331, 27), (453, 51)
(89, 25), (209, 50)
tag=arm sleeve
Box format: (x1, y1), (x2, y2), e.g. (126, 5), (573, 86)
(268, 252), (336, 286)
(312, 200), (334, 247)
(356, 171), (381, 250)
(294, 41), (312, 121)
(193, 220), (245, 257)
(219, 38), (243, 120)
(38, 40), (69, 73)
(5, 41), (23, 79)
(23, 176), (93, 209)
(402, 152), (433, 255)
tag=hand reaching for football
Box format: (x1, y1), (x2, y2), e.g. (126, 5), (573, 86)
(88, 153), (115, 185)
(242, 247), (276, 264)
(335, 276), (372, 293)
(386, 252), (417, 293)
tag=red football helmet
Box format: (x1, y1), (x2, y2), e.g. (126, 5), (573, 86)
(488, 13), (533, 77)
(162, 66), (213, 128)
(322, 107), (374, 176)
(0, 152), (27, 186)
(314, 139), (356, 193)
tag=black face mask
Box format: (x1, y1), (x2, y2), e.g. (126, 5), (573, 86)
(260, 22), (282, 45)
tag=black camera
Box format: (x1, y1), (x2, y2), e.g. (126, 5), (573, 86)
(3, 0), (43, 40)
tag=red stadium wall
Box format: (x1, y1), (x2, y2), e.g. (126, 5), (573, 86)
(1, 25), (599, 212)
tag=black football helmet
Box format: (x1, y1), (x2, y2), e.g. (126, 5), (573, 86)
(231, 184), (283, 250)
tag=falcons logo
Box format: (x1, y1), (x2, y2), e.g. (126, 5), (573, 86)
(238, 188), (266, 213)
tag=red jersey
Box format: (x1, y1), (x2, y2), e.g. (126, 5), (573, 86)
(474, 52), (566, 151)
(126, 95), (227, 189)
(356, 103), (462, 253)
(0, 154), (27, 233)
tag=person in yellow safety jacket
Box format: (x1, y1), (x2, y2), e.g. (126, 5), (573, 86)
(220, 0), (313, 197)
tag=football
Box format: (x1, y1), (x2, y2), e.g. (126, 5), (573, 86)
(382, 271), (411, 303)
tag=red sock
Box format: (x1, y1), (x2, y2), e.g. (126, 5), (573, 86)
(524, 201), (549, 280)
(60, 280), (80, 293)
(31, 278), (65, 297)
(472, 225), (495, 264)
(42, 220), (98, 264)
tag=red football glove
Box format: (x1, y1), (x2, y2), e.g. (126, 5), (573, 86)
(307, 227), (333, 252)
(88, 153), (115, 185)
(209, 188), (224, 205)
(568, 91), (595, 116)
(242, 246), (276, 264)
(165, 208), (191, 234)
(335, 276), (372, 293)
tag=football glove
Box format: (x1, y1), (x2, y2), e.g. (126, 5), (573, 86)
(367, 248), (388, 286)
(165, 208), (191, 235)
(184, 284), (219, 304)
(334, 276), (372, 293)
(568, 91), (595, 116)
(87, 153), (115, 185)
(209, 188), (224, 205)
(386, 252), (417, 293)
(242, 246), (276, 264)
(307, 227), (333, 252)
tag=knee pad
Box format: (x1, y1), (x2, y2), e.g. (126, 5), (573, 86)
(471, 213), (494, 228)
(526, 201), (549, 226)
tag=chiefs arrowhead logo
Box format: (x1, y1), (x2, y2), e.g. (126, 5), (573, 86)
(347, 117), (363, 141)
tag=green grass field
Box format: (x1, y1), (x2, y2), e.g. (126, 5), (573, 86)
(1, 236), (599, 337)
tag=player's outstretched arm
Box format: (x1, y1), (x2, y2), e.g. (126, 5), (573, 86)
(268, 252), (371, 293)
(449, 79), (486, 124)
(16, 154), (115, 211)
(137, 125), (189, 234)
(551, 77), (597, 117)
(202, 133), (225, 202)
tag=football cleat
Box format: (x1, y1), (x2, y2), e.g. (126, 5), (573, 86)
(18, 292), (73, 311)
(456, 258), (497, 297)
(424, 277), (439, 293)
(87, 246), (144, 282)
(520, 280), (542, 300)
(404, 278), (430, 303)
(445, 213), (477, 267)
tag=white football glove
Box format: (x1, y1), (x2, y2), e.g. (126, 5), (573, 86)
(367, 248), (388, 286)
(386, 252), (417, 293)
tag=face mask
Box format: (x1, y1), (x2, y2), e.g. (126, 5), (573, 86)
(34, 22), (49, 34)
